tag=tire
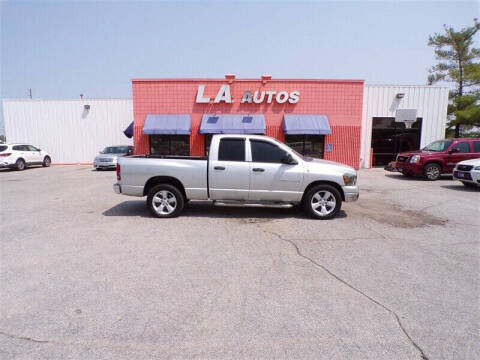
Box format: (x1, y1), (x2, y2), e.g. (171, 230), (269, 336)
(15, 158), (25, 171)
(461, 181), (476, 188)
(303, 184), (342, 220)
(424, 163), (441, 181)
(147, 184), (185, 218)
(42, 156), (51, 167)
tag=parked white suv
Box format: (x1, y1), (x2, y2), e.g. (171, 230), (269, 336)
(0, 143), (51, 171)
(453, 158), (480, 188)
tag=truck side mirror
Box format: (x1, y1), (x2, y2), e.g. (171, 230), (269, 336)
(281, 153), (297, 165)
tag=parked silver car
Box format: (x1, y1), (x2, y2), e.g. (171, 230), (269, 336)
(94, 145), (133, 170)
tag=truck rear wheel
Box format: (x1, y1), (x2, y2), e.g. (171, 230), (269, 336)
(147, 184), (184, 218)
(303, 184), (342, 220)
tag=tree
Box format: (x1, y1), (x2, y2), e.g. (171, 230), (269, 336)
(428, 19), (480, 137)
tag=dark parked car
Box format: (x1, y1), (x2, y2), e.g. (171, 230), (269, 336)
(395, 138), (480, 180)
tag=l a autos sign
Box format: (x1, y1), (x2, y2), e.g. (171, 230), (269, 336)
(195, 84), (300, 104)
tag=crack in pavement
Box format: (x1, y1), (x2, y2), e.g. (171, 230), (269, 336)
(0, 331), (49, 344)
(261, 228), (430, 360)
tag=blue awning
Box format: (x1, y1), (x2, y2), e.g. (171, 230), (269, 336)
(282, 114), (331, 135)
(142, 114), (191, 135)
(123, 122), (134, 138)
(199, 114), (266, 134)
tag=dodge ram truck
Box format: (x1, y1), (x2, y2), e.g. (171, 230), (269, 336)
(113, 134), (359, 219)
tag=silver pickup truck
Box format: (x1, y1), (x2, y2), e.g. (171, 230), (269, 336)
(113, 134), (359, 219)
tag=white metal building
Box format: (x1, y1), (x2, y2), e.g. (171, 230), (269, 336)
(2, 99), (133, 163)
(3, 85), (449, 167)
(361, 85), (449, 168)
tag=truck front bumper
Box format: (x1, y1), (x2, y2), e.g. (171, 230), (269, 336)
(395, 161), (424, 175)
(343, 185), (359, 202)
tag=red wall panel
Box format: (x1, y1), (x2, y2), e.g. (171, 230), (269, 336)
(132, 78), (364, 169)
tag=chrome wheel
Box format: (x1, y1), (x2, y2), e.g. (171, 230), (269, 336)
(311, 190), (336, 216)
(152, 190), (177, 215)
(425, 165), (440, 180)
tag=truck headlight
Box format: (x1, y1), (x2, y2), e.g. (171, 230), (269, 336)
(474, 166), (480, 170)
(343, 174), (357, 186)
(410, 155), (420, 163)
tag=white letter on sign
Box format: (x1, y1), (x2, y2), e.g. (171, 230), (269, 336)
(214, 85), (232, 103)
(276, 91), (289, 104)
(253, 91), (265, 104)
(265, 91), (276, 103)
(241, 91), (253, 103)
(288, 90), (300, 104)
(196, 85), (210, 103)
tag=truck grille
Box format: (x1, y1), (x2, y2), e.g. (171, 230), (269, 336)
(396, 155), (409, 162)
(100, 158), (113, 162)
(457, 164), (473, 171)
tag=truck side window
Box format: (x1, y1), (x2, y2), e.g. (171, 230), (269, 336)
(452, 142), (470, 153)
(218, 138), (245, 161)
(251, 140), (285, 163)
(473, 141), (480, 153)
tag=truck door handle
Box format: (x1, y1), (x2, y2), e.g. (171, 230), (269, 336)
(214, 166), (225, 170)
(252, 168), (265, 172)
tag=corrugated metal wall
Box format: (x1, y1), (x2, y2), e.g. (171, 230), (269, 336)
(361, 85), (449, 168)
(3, 99), (133, 163)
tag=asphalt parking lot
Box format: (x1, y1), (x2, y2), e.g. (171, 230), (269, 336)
(0, 165), (478, 360)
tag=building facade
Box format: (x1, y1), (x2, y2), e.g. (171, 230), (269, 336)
(3, 99), (133, 163)
(2, 77), (449, 168)
(132, 76), (364, 169)
(362, 85), (449, 168)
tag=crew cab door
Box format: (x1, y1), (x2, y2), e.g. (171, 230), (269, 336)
(446, 141), (471, 171)
(248, 139), (303, 202)
(209, 137), (250, 200)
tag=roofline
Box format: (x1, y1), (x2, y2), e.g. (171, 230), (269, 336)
(131, 78), (365, 83)
(365, 84), (449, 89)
(2, 98), (132, 102)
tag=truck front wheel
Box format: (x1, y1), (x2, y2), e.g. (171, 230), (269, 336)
(147, 184), (185, 218)
(424, 163), (441, 181)
(304, 184), (342, 220)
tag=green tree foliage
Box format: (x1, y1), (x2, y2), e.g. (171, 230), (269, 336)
(428, 19), (480, 137)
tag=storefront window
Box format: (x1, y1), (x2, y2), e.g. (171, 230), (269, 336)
(284, 135), (325, 159)
(150, 135), (190, 156)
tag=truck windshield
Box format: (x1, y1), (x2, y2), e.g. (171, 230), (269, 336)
(103, 146), (129, 154)
(422, 140), (452, 152)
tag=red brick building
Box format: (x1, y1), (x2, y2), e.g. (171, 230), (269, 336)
(132, 76), (364, 169)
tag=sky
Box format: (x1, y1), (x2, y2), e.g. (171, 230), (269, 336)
(0, 0), (479, 134)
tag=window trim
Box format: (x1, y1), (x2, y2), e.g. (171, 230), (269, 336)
(217, 137), (246, 162)
(451, 141), (471, 153)
(249, 139), (288, 164)
(472, 141), (480, 153)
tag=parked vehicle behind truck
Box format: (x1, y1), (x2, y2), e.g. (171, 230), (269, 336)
(113, 134), (359, 219)
(395, 138), (480, 180)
